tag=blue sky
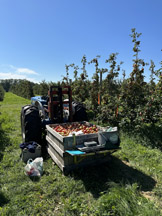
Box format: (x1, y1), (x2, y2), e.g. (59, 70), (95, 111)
(0, 0), (162, 83)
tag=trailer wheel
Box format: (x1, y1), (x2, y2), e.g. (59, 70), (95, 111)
(21, 105), (42, 144)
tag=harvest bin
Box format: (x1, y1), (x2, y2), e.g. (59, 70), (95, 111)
(46, 122), (120, 174)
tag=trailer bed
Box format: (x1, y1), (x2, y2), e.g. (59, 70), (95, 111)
(46, 122), (120, 174)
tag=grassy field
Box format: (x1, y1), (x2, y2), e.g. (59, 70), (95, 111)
(0, 92), (162, 216)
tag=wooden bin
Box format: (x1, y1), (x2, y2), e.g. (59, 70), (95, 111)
(46, 122), (119, 174)
(46, 122), (101, 150)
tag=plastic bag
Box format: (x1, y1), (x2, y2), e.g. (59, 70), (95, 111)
(24, 157), (43, 177)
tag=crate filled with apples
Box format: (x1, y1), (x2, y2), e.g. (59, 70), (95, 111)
(46, 121), (101, 151)
(52, 122), (99, 137)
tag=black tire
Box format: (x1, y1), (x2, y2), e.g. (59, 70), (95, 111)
(21, 105), (42, 144)
(72, 101), (88, 122)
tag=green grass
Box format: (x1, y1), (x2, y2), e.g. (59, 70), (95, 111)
(0, 92), (162, 215)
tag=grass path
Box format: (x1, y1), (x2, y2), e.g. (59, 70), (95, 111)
(0, 92), (162, 215)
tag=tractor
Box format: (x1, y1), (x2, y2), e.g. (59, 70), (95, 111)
(21, 86), (88, 145)
(21, 85), (120, 174)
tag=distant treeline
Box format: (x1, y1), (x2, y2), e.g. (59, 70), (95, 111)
(0, 79), (58, 99)
(0, 84), (5, 101)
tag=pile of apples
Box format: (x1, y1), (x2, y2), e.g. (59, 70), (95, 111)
(52, 123), (99, 136)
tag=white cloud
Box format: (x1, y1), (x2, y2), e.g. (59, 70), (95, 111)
(0, 72), (26, 79)
(16, 68), (38, 75)
(0, 72), (39, 83)
(0, 65), (40, 83)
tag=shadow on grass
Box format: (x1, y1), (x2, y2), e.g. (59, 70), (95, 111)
(0, 191), (9, 207)
(72, 156), (156, 198)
